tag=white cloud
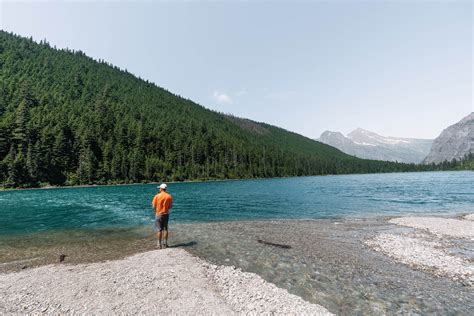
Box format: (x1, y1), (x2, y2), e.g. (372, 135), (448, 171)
(213, 91), (233, 104)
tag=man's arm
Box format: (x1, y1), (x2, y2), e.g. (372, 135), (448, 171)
(152, 195), (157, 210)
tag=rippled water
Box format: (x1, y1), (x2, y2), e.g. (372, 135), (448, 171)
(1, 171), (473, 236)
(1, 171), (473, 314)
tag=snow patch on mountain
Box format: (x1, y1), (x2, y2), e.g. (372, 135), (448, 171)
(317, 129), (433, 163)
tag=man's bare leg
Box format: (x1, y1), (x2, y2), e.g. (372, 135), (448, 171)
(156, 231), (162, 249)
(163, 230), (168, 248)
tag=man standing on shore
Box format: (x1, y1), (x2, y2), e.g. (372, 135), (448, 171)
(152, 183), (173, 249)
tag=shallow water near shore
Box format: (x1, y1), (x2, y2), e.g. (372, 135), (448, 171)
(1, 218), (472, 315)
(175, 219), (473, 315)
(1, 171), (473, 314)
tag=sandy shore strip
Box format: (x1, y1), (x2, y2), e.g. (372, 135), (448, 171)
(389, 216), (474, 239)
(0, 248), (332, 315)
(366, 214), (474, 286)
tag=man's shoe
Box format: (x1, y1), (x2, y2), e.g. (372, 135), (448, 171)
(163, 243), (168, 249)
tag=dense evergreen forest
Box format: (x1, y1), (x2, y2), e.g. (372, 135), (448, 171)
(0, 31), (471, 188)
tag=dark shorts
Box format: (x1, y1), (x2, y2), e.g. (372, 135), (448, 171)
(155, 214), (169, 232)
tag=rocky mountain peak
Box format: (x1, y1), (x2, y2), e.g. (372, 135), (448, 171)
(423, 112), (473, 164)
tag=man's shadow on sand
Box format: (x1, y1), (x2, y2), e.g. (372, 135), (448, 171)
(170, 241), (197, 248)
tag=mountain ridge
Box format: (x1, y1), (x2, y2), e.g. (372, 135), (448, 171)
(423, 112), (474, 164)
(317, 128), (433, 163)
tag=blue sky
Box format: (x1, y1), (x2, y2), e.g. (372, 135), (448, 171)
(1, 1), (472, 139)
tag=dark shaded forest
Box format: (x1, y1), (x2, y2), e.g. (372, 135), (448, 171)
(0, 31), (471, 188)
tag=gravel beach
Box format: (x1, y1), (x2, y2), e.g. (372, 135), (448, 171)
(2, 215), (473, 314)
(464, 214), (474, 221)
(0, 248), (332, 315)
(366, 214), (474, 286)
(366, 233), (473, 285)
(389, 216), (474, 238)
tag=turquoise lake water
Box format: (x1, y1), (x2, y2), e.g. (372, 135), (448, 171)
(1, 171), (473, 236)
(1, 171), (473, 314)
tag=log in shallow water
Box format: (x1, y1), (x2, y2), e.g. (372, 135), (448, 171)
(257, 239), (292, 249)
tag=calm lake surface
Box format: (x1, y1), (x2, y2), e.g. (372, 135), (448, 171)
(1, 171), (473, 314)
(1, 171), (473, 236)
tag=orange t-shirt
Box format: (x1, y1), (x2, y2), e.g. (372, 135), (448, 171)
(152, 192), (173, 215)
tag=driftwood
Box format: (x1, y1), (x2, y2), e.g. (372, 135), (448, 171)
(257, 239), (291, 249)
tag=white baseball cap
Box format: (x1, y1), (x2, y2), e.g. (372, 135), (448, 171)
(159, 183), (167, 190)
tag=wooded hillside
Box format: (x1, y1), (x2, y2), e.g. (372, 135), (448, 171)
(0, 31), (465, 188)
